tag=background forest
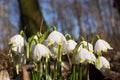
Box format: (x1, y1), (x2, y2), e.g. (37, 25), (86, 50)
(0, 0), (120, 80)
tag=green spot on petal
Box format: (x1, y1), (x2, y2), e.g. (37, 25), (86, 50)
(79, 58), (83, 63)
(48, 40), (52, 45)
(36, 55), (40, 61)
(58, 41), (62, 45)
(13, 42), (16, 45)
(89, 49), (93, 52)
(104, 48), (107, 52)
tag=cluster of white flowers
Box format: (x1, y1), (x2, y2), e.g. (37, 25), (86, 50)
(9, 28), (113, 74)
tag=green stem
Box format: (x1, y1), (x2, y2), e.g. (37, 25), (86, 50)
(76, 73), (78, 80)
(45, 58), (50, 79)
(57, 44), (62, 80)
(37, 61), (41, 80)
(96, 35), (100, 40)
(20, 30), (24, 36)
(27, 37), (38, 59)
(58, 45), (62, 62)
(53, 59), (57, 80)
(97, 52), (102, 56)
(40, 26), (56, 43)
(86, 63), (90, 80)
(79, 64), (82, 80)
(26, 43), (29, 59)
(81, 36), (85, 41)
(37, 32), (42, 39)
(57, 61), (62, 80)
(68, 64), (76, 80)
(32, 62), (37, 80)
(91, 35), (100, 44)
(52, 26), (57, 31)
(72, 64), (76, 80)
(32, 71), (37, 80)
(33, 38), (39, 44)
(69, 74), (73, 80)
(96, 56), (101, 69)
(65, 33), (72, 39)
(72, 42), (83, 64)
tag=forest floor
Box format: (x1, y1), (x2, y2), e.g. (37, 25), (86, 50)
(0, 50), (120, 80)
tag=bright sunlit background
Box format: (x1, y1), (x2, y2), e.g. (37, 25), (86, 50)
(0, 0), (120, 51)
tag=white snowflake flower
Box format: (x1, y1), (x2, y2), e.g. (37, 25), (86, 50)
(96, 56), (110, 69)
(75, 48), (93, 64)
(46, 31), (67, 56)
(94, 39), (113, 53)
(65, 39), (77, 53)
(33, 44), (51, 61)
(46, 31), (67, 46)
(9, 34), (26, 53)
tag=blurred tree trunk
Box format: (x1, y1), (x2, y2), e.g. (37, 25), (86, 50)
(18, 0), (48, 38)
(113, 0), (120, 15)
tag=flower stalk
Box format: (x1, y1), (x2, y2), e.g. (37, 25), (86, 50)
(79, 64), (82, 80)
(86, 63), (90, 80)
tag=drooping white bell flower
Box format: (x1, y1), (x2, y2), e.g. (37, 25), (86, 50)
(78, 41), (93, 52)
(46, 31), (67, 46)
(46, 31), (67, 56)
(65, 39), (77, 53)
(9, 34), (26, 53)
(89, 52), (96, 64)
(94, 39), (113, 53)
(96, 56), (110, 69)
(33, 44), (51, 61)
(75, 48), (93, 64)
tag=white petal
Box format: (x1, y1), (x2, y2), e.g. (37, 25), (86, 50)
(89, 52), (96, 64)
(96, 56), (110, 69)
(94, 39), (112, 53)
(47, 31), (67, 45)
(10, 35), (26, 53)
(75, 48), (91, 64)
(66, 40), (77, 53)
(100, 39), (113, 50)
(33, 44), (51, 61)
